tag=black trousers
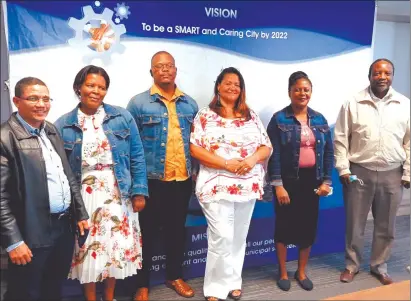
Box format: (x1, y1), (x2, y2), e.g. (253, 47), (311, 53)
(136, 178), (192, 288)
(4, 215), (75, 301)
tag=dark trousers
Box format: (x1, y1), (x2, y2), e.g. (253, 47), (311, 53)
(4, 215), (75, 301)
(136, 178), (192, 288)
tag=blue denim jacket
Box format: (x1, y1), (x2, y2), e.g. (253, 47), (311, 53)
(54, 103), (148, 198)
(126, 89), (198, 180)
(267, 105), (334, 185)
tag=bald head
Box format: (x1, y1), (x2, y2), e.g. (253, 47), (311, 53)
(151, 51), (174, 66)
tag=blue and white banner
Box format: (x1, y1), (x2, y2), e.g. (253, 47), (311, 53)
(6, 0), (375, 296)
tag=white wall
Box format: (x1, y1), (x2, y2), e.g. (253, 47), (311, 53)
(372, 20), (410, 98)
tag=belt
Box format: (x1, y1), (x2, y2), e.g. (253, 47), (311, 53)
(50, 209), (70, 220)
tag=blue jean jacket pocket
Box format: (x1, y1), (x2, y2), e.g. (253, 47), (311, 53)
(113, 129), (130, 139)
(141, 117), (161, 140)
(278, 125), (293, 144)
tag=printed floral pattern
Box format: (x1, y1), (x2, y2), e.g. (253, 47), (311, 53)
(68, 106), (142, 284)
(190, 107), (272, 203)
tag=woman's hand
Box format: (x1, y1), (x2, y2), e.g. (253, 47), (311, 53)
(236, 155), (258, 176)
(224, 158), (243, 174)
(316, 183), (331, 196)
(275, 186), (290, 205)
(131, 195), (146, 212)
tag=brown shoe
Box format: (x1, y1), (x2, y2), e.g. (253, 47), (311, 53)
(340, 269), (359, 283)
(370, 271), (393, 285)
(133, 287), (149, 301)
(166, 279), (195, 298)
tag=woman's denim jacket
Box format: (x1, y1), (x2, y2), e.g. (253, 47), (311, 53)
(267, 105), (334, 186)
(126, 89), (199, 180)
(54, 103), (148, 198)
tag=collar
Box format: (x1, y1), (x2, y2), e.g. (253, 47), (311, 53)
(9, 113), (56, 140)
(284, 105), (319, 119)
(357, 86), (401, 104)
(149, 84), (185, 103)
(16, 112), (45, 136)
(63, 102), (121, 127)
(368, 86), (393, 102)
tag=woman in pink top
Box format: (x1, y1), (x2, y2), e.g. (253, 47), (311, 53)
(190, 67), (272, 301)
(267, 71), (334, 292)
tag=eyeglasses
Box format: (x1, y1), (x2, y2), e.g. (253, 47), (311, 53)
(18, 96), (53, 104)
(152, 63), (175, 70)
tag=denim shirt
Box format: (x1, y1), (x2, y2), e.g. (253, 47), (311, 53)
(127, 89), (199, 180)
(267, 105), (334, 185)
(54, 103), (148, 198)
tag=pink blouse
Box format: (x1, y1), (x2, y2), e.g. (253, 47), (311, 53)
(299, 120), (316, 168)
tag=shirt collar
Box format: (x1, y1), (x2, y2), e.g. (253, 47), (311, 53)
(16, 113), (44, 136)
(150, 84), (184, 101)
(368, 86), (393, 103)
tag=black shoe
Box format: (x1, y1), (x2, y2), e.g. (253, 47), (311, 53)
(276, 278), (291, 291)
(294, 271), (314, 291)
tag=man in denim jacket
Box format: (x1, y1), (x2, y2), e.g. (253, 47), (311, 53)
(127, 51), (198, 300)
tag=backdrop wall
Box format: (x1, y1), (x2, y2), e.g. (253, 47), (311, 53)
(373, 20), (410, 98)
(5, 0), (375, 297)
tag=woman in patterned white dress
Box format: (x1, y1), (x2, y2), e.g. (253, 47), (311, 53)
(55, 65), (148, 301)
(190, 67), (272, 301)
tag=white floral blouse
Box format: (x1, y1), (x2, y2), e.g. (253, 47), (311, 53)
(190, 107), (272, 203)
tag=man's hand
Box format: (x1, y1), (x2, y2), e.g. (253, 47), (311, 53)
(132, 195), (146, 212)
(316, 183), (331, 196)
(402, 180), (410, 189)
(9, 243), (33, 265)
(77, 220), (89, 236)
(275, 186), (290, 206)
(339, 173), (351, 186)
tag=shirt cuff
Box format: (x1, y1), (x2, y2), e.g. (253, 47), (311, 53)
(6, 241), (24, 252)
(270, 180), (283, 187)
(323, 180), (332, 186)
(402, 175), (410, 182)
(338, 168), (351, 177)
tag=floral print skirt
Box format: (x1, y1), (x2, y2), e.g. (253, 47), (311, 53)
(68, 167), (142, 284)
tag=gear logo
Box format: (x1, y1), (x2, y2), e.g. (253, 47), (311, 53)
(114, 3), (131, 20)
(68, 5), (126, 64)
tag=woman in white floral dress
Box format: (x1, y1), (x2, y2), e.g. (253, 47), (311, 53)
(190, 67), (272, 301)
(55, 65), (148, 301)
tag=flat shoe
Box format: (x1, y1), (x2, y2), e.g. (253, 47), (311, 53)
(277, 278), (291, 291)
(228, 289), (242, 300)
(294, 271), (314, 291)
(205, 297), (220, 301)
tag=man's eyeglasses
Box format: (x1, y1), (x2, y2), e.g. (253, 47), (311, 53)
(18, 96), (53, 104)
(152, 63), (175, 70)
